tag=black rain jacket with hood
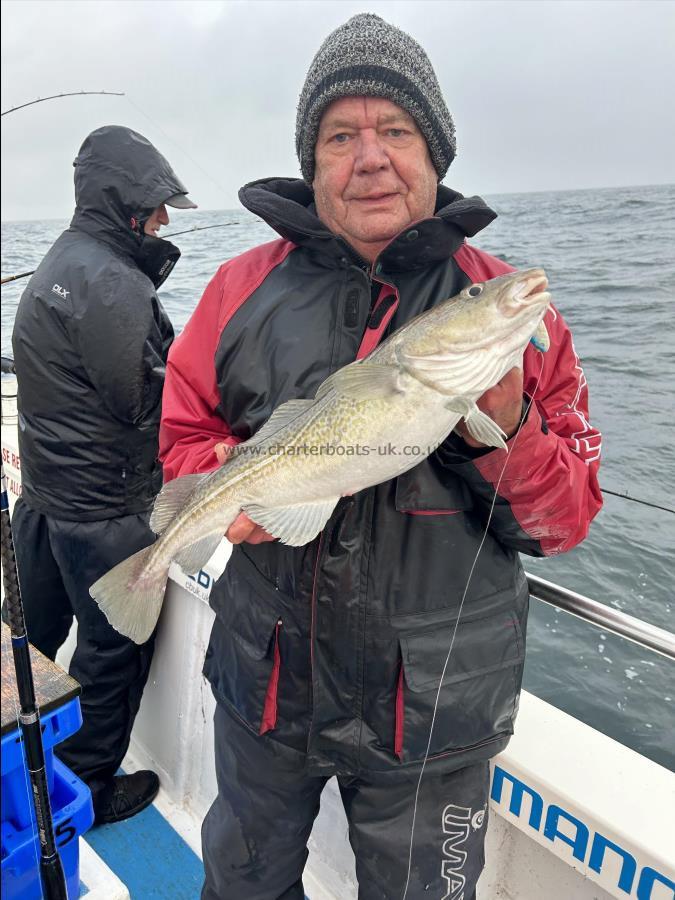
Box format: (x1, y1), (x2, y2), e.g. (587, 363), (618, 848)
(12, 125), (185, 520)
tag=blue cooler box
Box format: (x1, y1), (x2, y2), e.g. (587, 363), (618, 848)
(1, 699), (95, 899)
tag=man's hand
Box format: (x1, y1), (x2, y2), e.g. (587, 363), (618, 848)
(455, 367), (524, 448)
(214, 441), (237, 466)
(214, 441), (277, 545)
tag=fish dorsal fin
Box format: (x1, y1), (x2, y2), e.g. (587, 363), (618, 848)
(316, 360), (401, 402)
(243, 497), (340, 547)
(173, 533), (224, 574)
(240, 399), (316, 450)
(150, 473), (207, 534)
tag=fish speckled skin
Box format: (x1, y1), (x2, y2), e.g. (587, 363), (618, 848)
(90, 268), (551, 643)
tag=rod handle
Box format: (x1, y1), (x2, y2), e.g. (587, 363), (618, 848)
(40, 852), (69, 900)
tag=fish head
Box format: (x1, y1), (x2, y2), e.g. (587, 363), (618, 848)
(394, 268), (552, 397)
(444, 268), (551, 357)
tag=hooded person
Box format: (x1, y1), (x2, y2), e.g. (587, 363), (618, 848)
(9, 124), (197, 824)
(158, 14), (601, 899)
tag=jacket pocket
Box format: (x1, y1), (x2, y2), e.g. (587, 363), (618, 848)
(396, 610), (524, 762)
(203, 551), (285, 734)
(395, 458), (473, 515)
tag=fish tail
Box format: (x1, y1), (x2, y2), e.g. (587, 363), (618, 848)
(89, 544), (168, 645)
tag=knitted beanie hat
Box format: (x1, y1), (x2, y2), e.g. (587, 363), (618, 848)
(295, 13), (456, 184)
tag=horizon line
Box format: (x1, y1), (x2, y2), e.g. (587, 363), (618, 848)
(1, 180), (673, 226)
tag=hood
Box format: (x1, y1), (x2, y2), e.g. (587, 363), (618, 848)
(238, 177), (497, 272)
(70, 125), (190, 256)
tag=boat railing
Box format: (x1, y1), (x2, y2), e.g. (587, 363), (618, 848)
(526, 572), (675, 660)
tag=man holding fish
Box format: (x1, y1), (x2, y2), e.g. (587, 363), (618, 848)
(108, 14), (602, 899)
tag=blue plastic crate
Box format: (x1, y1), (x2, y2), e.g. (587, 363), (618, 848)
(1, 699), (82, 832)
(1, 757), (94, 899)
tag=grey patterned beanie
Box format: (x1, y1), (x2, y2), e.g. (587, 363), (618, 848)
(296, 13), (456, 184)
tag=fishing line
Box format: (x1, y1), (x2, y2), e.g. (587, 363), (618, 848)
(125, 96), (232, 203)
(401, 355), (546, 900)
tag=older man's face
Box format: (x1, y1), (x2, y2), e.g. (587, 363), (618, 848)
(313, 96), (438, 264)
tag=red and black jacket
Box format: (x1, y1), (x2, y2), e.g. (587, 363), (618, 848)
(160, 178), (602, 775)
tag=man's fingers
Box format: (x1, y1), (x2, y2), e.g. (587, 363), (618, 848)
(500, 366), (524, 394)
(226, 512), (256, 544)
(455, 367), (525, 448)
(217, 447), (277, 542)
(476, 367), (523, 411)
(225, 512), (276, 545)
(215, 441), (236, 465)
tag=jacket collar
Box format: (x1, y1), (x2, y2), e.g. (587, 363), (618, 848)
(238, 177), (497, 272)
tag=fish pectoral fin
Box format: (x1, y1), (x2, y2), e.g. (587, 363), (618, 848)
(173, 533), (223, 575)
(244, 497), (340, 547)
(150, 473), (208, 534)
(446, 398), (508, 450)
(244, 399), (317, 448)
(530, 318), (550, 353)
(444, 397), (473, 418)
(316, 361), (402, 401)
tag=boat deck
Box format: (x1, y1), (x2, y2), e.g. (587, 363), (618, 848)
(85, 794), (203, 899)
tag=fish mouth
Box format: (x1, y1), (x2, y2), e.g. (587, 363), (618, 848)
(499, 268), (551, 316)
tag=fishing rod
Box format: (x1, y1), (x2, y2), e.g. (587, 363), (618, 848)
(1, 91), (124, 117)
(1, 86), (124, 285)
(1, 89), (123, 283)
(0, 223), (239, 286)
(1, 271), (35, 286)
(163, 221), (239, 239)
(600, 488), (674, 515)
(1, 464), (68, 899)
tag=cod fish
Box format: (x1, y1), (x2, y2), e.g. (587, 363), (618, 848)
(91, 269), (551, 643)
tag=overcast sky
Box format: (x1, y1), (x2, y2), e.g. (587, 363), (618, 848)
(1, 0), (674, 221)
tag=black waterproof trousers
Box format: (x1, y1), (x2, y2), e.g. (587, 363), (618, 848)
(202, 702), (487, 900)
(7, 498), (156, 806)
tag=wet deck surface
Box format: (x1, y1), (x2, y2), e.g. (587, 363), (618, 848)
(86, 797), (204, 899)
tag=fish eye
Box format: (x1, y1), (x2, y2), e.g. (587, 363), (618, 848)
(468, 284), (483, 297)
